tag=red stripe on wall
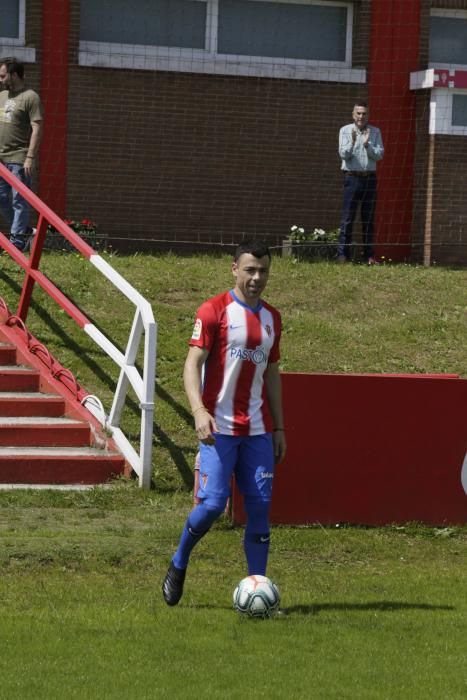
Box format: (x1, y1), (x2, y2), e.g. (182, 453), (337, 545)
(368, 0), (421, 262)
(39, 0), (70, 217)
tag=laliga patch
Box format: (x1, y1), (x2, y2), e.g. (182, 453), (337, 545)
(192, 318), (202, 340)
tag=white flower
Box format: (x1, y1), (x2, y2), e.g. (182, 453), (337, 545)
(298, 227), (305, 233)
(290, 225), (298, 231)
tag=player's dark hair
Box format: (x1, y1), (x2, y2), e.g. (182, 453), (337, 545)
(354, 100), (368, 109)
(0, 57), (24, 80)
(234, 239), (271, 262)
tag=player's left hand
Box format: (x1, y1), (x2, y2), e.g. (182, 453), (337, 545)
(273, 430), (287, 464)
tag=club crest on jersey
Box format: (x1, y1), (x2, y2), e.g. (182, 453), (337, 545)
(192, 318), (202, 340)
(230, 345), (267, 364)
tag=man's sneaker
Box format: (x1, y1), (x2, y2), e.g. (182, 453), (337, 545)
(162, 562), (186, 606)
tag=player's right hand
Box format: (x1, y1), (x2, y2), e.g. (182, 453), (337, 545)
(194, 408), (218, 444)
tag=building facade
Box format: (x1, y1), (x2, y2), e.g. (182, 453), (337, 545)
(1, 0), (466, 264)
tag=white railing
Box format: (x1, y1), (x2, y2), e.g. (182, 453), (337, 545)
(82, 255), (157, 489)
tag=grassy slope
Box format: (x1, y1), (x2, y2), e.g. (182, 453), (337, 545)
(1, 252), (465, 490)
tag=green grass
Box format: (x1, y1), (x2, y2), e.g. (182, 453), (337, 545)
(0, 254), (466, 698)
(0, 485), (466, 699)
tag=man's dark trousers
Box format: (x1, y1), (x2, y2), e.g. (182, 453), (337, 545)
(338, 173), (377, 260)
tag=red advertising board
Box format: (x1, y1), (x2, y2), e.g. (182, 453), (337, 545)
(233, 373), (467, 526)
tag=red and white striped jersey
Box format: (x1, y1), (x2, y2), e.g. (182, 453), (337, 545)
(189, 290), (282, 436)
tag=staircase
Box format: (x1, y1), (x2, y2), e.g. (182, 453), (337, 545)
(0, 340), (126, 486)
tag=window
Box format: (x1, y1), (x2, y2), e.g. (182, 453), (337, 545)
(452, 94), (467, 127)
(3, 0), (21, 40)
(430, 9), (467, 67)
(80, 0), (206, 50)
(79, 0), (364, 84)
(217, 0), (347, 61)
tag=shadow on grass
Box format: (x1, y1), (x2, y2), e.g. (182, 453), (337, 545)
(0, 267), (194, 489)
(285, 601), (455, 615)
(154, 383), (194, 489)
(188, 601), (455, 616)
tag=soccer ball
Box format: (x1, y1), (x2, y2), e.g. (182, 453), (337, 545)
(233, 575), (280, 618)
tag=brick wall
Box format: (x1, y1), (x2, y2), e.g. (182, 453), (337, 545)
(411, 94), (431, 264)
(66, 69), (368, 252)
(60, 0), (371, 252)
(430, 136), (467, 265)
(411, 1), (431, 264)
(22, 0), (467, 263)
(411, 0), (467, 265)
(26, 0), (42, 70)
(431, 0), (467, 9)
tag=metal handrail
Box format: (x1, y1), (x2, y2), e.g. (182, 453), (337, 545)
(0, 162), (157, 488)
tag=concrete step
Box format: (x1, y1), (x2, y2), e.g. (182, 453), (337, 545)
(0, 416), (91, 447)
(0, 366), (40, 392)
(0, 344), (16, 365)
(0, 392), (65, 417)
(0, 446), (126, 484)
(0, 336), (128, 486)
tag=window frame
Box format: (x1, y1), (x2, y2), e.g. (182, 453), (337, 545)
(1, 0), (25, 44)
(426, 10), (467, 136)
(430, 88), (467, 136)
(0, 0), (36, 62)
(79, 0), (365, 84)
(429, 8), (467, 71)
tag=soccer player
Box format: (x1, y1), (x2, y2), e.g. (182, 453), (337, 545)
(162, 240), (286, 606)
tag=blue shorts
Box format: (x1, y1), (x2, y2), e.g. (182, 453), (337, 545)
(197, 434), (274, 502)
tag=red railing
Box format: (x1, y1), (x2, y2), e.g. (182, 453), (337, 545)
(0, 162), (94, 324)
(0, 163), (157, 487)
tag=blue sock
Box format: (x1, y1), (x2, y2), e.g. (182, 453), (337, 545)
(243, 498), (271, 575)
(172, 500), (225, 569)
(244, 530), (270, 575)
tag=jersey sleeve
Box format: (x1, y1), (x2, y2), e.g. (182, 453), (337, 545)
(188, 300), (219, 351)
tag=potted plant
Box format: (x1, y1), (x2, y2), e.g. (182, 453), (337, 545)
(282, 225), (339, 260)
(45, 218), (103, 252)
